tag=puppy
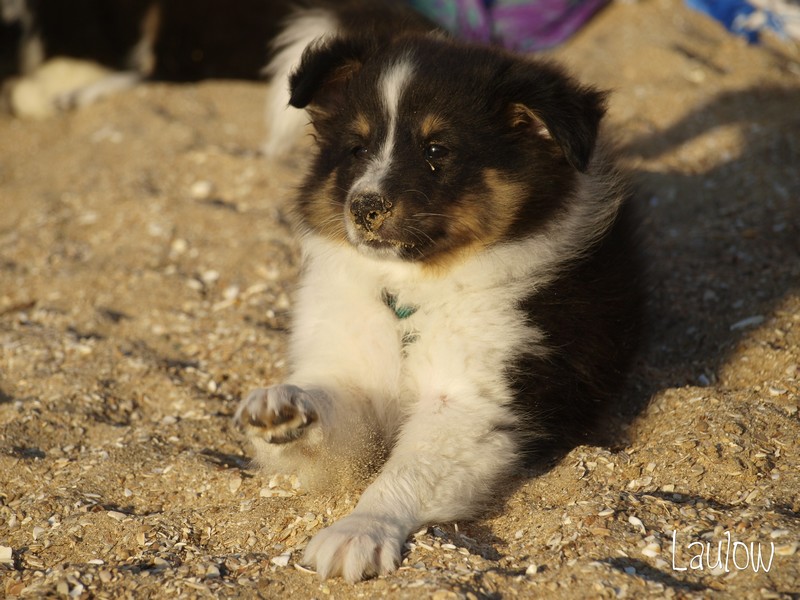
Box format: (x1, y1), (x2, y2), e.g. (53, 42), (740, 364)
(236, 3), (643, 583)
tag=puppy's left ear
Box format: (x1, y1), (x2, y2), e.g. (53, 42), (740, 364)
(496, 59), (607, 172)
(289, 35), (374, 114)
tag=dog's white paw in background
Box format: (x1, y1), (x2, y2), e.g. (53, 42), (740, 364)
(4, 58), (128, 119)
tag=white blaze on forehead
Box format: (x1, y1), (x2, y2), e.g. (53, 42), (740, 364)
(380, 57), (414, 125)
(349, 57), (415, 197)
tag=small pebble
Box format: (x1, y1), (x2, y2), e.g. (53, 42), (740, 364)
(769, 529), (789, 539)
(642, 542), (661, 558)
(627, 476), (653, 490)
(223, 285), (240, 301)
(205, 565), (220, 579)
(774, 543), (797, 556)
(271, 552), (291, 567)
(190, 180), (213, 199)
(628, 515), (646, 533)
(201, 270), (220, 284)
(170, 238), (188, 255)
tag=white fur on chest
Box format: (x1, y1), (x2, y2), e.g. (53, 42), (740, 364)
(288, 235), (544, 439)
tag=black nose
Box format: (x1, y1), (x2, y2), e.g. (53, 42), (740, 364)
(350, 194), (392, 232)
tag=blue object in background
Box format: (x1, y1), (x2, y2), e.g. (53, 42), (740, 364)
(686, 0), (758, 42)
(685, 0), (800, 44)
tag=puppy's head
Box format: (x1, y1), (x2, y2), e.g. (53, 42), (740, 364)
(289, 34), (607, 266)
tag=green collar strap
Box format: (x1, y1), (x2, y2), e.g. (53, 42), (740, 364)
(382, 289), (417, 320)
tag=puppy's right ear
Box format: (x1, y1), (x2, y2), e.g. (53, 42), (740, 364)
(289, 36), (373, 113)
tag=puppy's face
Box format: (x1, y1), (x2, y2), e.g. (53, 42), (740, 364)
(289, 36), (606, 266)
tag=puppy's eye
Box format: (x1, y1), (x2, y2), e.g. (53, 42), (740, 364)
(424, 144), (449, 161)
(352, 146), (369, 159)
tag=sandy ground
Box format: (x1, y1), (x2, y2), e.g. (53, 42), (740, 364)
(1, 0), (799, 598)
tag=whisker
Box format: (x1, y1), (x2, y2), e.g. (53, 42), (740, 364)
(410, 212), (452, 220)
(403, 225), (436, 247)
(401, 189), (431, 204)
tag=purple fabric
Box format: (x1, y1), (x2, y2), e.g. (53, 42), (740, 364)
(408, 0), (609, 51)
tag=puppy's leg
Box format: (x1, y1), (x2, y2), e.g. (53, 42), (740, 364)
(302, 391), (519, 582)
(235, 382), (384, 488)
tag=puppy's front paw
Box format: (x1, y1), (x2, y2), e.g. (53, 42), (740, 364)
(235, 384), (317, 444)
(303, 514), (407, 582)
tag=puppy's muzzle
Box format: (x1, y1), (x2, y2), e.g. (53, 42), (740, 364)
(350, 194), (393, 233)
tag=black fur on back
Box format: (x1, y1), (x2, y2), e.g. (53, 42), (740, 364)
(511, 195), (644, 456)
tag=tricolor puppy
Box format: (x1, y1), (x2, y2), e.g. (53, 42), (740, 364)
(236, 5), (643, 583)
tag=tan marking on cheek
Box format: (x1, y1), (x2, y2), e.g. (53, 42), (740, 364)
(481, 169), (528, 233)
(419, 168), (528, 275)
(420, 113), (447, 140)
(451, 168), (526, 245)
(299, 171), (348, 244)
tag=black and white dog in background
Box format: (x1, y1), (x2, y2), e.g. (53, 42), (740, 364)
(5, 0), (644, 583)
(0, 0), (290, 117)
(236, 1), (644, 583)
